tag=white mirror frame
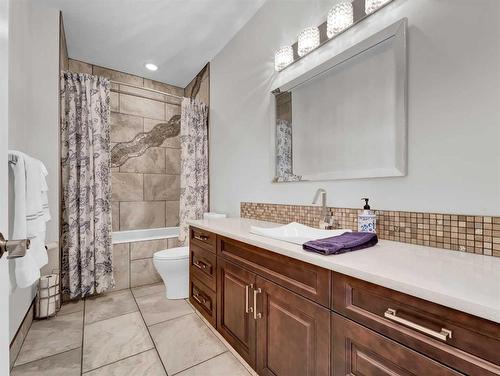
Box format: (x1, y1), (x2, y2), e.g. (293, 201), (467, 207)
(270, 18), (408, 182)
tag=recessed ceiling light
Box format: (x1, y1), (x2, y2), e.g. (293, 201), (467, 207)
(145, 63), (158, 71)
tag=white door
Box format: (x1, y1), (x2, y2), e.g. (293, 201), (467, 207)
(0, 0), (10, 373)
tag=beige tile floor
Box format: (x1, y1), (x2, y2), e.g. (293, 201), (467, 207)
(11, 283), (256, 376)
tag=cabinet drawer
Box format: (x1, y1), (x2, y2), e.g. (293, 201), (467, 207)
(218, 235), (331, 307)
(190, 244), (216, 291)
(332, 272), (500, 375)
(190, 226), (216, 253)
(189, 276), (216, 326)
(332, 313), (463, 376)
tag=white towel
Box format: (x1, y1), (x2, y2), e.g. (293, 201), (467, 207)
(25, 155), (51, 237)
(8, 150), (50, 288)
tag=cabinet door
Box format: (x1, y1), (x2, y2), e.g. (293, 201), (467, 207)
(217, 258), (257, 367)
(255, 276), (331, 376)
(332, 313), (464, 376)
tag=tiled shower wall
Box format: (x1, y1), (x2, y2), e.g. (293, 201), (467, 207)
(112, 237), (179, 290)
(68, 59), (184, 231)
(241, 202), (500, 257)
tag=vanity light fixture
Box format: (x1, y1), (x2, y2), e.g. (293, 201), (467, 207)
(145, 63), (158, 71)
(365, 0), (391, 14)
(274, 46), (294, 71)
(327, 1), (354, 38)
(274, 0), (395, 72)
(297, 26), (320, 57)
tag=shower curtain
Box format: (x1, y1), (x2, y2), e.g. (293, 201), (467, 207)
(60, 72), (114, 299)
(179, 98), (209, 245)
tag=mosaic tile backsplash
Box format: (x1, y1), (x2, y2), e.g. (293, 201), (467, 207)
(241, 202), (500, 257)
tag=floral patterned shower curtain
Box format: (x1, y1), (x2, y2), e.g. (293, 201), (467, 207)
(179, 98), (209, 245)
(60, 72), (114, 299)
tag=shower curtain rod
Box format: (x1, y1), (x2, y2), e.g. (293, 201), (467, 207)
(110, 80), (184, 100)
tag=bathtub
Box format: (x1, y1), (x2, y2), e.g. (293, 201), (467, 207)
(111, 227), (180, 289)
(112, 226), (179, 244)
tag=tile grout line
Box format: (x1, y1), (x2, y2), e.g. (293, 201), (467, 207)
(57, 307), (84, 317)
(146, 310), (195, 329)
(81, 291), (154, 374)
(12, 311), (84, 369)
(12, 346), (82, 370)
(188, 302), (256, 376)
(170, 350), (230, 376)
(130, 284), (164, 299)
(130, 288), (170, 376)
(83, 288), (139, 325)
(81, 348), (153, 375)
(85, 307), (139, 326)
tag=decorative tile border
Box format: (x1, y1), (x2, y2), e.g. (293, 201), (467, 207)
(240, 202), (500, 257)
(111, 115), (180, 167)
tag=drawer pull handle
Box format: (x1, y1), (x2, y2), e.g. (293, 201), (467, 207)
(194, 234), (209, 241)
(193, 292), (207, 305)
(245, 284), (254, 314)
(253, 288), (262, 320)
(384, 308), (452, 342)
(193, 260), (208, 270)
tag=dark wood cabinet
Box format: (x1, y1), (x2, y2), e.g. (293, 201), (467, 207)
(217, 235), (331, 307)
(190, 243), (217, 290)
(332, 313), (463, 376)
(217, 258), (257, 367)
(255, 276), (331, 376)
(189, 226), (500, 376)
(332, 272), (500, 375)
(189, 275), (216, 326)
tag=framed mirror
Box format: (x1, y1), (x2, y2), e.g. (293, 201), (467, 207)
(273, 18), (407, 182)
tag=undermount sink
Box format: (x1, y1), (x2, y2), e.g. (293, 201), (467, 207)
(250, 222), (351, 246)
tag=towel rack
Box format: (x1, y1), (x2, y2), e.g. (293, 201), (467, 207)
(8, 154), (18, 164)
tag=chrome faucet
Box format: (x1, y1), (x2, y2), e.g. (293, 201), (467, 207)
(312, 188), (333, 229)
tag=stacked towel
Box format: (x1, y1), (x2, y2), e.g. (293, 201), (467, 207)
(303, 232), (378, 255)
(9, 150), (50, 288)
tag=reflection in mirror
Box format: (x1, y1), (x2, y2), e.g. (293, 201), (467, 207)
(273, 19), (407, 183)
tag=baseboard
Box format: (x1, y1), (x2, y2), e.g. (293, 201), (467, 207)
(9, 298), (35, 370)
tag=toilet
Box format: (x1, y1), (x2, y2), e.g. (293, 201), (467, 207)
(153, 246), (189, 299)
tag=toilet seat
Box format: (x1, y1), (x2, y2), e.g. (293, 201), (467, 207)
(153, 246), (189, 261)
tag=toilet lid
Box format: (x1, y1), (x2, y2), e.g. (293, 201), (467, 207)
(153, 246), (189, 260)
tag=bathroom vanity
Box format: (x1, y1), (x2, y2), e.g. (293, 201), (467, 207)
(188, 218), (500, 376)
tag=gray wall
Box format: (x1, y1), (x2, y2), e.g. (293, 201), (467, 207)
(209, 0), (500, 217)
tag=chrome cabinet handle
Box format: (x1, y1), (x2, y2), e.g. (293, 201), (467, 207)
(253, 288), (262, 319)
(384, 308), (452, 342)
(193, 260), (208, 270)
(194, 234), (209, 241)
(192, 292), (206, 305)
(245, 284), (254, 314)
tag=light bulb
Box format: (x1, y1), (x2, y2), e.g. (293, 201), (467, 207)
(145, 63), (158, 71)
(297, 26), (320, 57)
(327, 1), (354, 38)
(274, 46), (294, 71)
(365, 0), (391, 15)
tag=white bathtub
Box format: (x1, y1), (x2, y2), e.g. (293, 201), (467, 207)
(112, 227), (179, 245)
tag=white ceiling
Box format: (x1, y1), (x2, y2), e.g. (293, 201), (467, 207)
(40, 0), (266, 87)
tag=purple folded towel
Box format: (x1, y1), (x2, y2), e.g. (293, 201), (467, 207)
(303, 232), (378, 255)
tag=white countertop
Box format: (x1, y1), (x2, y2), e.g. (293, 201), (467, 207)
(188, 217), (500, 323)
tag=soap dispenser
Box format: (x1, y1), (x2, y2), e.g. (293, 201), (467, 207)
(358, 198), (376, 233)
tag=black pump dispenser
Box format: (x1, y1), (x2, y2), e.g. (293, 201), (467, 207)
(362, 198), (370, 210)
